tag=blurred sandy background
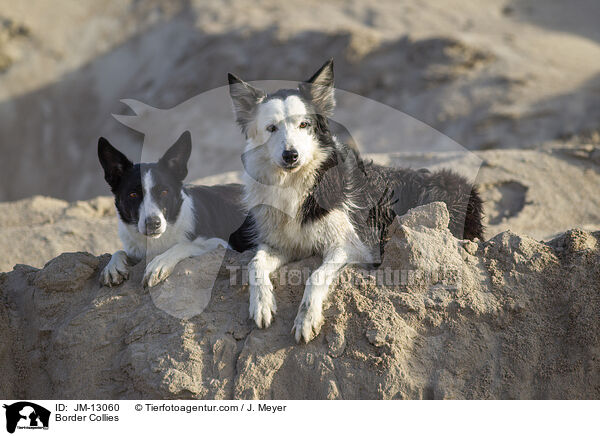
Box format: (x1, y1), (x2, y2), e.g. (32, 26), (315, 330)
(0, 0), (599, 270)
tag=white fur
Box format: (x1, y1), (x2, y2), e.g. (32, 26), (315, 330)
(251, 96), (321, 171)
(99, 173), (228, 288)
(247, 243), (289, 328)
(292, 245), (349, 342)
(99, 249), (129, 286)
(138, 171), (167, 236)
(142, 237), (227, 288)
(119, 188), (197, 261)
(241, 95), (372, 342)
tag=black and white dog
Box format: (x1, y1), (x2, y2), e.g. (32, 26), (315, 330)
(228, 59), (484, 343)
(98, 131), (252, 288)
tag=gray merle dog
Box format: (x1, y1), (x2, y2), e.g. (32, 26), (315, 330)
(229, 59), (484, 343)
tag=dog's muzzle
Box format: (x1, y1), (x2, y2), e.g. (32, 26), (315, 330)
(281, 148), (299, 170)
(144, 216), (163, 236)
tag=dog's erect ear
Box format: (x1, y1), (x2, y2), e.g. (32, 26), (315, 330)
(158, 131), (192, 181)
(98, 137), (133, 191)
(228, 73), (266, 135)
(299, 58), (335, 117)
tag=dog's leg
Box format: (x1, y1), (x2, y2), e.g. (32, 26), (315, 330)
(248, 244), (289, 329)
(100, 250), (131, 287)
(143, 237), (228, 287)
(293, 246), (349, 343)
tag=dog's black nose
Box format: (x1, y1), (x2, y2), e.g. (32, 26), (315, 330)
(282, 148), (299, 165)
(145, 216), (161, 233)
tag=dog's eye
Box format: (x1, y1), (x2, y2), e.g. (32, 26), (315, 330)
(160, 189), (168, 197)
(129, 192), (138, 199)
(266, 124), (278, 132)
(299, 121), (310, 129)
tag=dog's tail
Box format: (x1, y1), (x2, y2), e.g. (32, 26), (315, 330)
(419, 169), (485, 241)
(463, 186), (484, 240)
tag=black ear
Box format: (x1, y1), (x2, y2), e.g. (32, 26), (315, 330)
(158, 131), (192, 181)
(228, 73), (266, 134)
(98, 137), (133, 191)
(299, 58), (335, 117)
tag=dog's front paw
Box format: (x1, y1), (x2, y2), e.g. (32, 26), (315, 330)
(143, 253), (177, 288)
(249, 282), (277, 329)
(292, 299), (324, 343)
(100, 251), (129, 287)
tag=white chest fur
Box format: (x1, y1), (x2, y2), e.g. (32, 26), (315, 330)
(243, 171), (371, 262)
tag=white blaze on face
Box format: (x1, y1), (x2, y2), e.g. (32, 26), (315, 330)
(252, 95), (319, 169)
(138, 170), (167, 237)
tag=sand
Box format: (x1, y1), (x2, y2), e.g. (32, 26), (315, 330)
(1, 203), (599, 399)
(0, 0), (599, 399)
(0, 0), (599, 201)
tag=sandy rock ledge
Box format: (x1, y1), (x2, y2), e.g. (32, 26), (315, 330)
(1, 203), (599, 399)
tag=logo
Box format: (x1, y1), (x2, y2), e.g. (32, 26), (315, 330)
(3, 402), (50, 434)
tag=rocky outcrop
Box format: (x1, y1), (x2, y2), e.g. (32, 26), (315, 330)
(1, 202), (599, 399)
